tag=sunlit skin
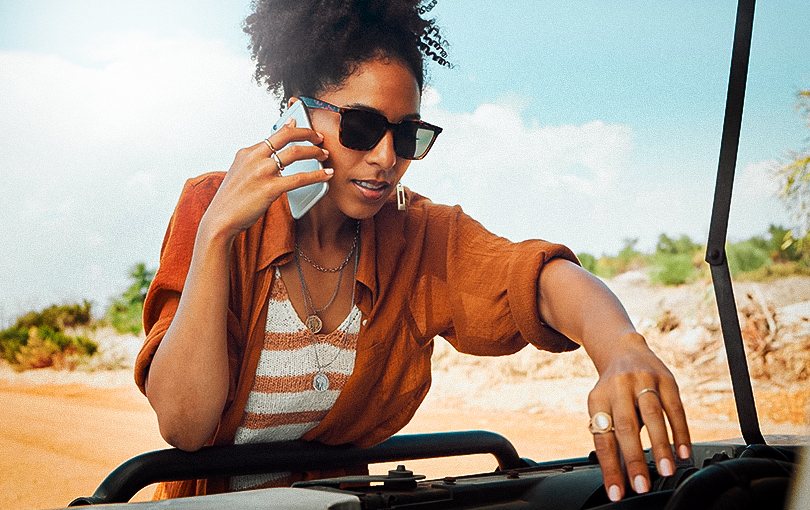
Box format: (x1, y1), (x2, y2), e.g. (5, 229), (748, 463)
(278, 57), (420, 336)
(144, 55), (690, 503)
(301, 58), (419, 223)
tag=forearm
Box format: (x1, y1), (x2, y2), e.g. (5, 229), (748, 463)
(146, 217), (233, 451)
(537, 258), (642, 373)
(538, 259), (689, 500)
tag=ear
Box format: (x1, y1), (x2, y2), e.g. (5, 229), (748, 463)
(287, 97), (299, 109)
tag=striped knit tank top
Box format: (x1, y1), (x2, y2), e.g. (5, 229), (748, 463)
(231, 267), (361, 490)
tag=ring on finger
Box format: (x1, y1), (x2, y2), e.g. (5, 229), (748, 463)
(264, 138), (277, 152)
(588, 411), (615, 434)
(270, 151), (285, 172)
(637, 388), (661, 401)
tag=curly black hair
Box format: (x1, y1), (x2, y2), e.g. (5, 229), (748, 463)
(244, 0), (450, 109)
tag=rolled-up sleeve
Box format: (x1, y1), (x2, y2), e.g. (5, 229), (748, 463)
(420, 202), (580, 355)
(134, 175), (242, 401)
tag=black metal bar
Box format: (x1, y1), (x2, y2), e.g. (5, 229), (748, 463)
(704, 0), (765, 446)
(69, 430), (525, 506)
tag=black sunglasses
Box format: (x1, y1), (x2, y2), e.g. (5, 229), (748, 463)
(298, 96), (442, 160)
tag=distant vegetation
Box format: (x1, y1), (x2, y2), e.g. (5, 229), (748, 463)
(0, 302), (98, 371)
(775, 86), (810, 248)
(1, 230), (807, 372)
(578, 225), (810, 285)
(0, 263), (154, 371)
(105, 263), (155, 335)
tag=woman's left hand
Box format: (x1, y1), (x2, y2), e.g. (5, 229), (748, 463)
(537, 259), (691, 503)
(586, 333), (691, 502)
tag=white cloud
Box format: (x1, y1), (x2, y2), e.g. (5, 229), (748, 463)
(0, 33), (276, 320)
(0, 34), (794, 325)
(412, 94), (792, 256)
(736, 159), (781, 200)
(413, 91), (636, 253)
(727, 159), (791, 241)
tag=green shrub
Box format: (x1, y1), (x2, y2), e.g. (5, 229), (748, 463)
(14, 302), (93, 330)
(36, 326), (98, 356)
(650, 253), (697, 286)
(656, 233), (702, 256)
(616, 238), (647, 273)
(734, 261), (810, 281)
(0, 326), (29, 364)
(592, 257), (620, 279)
(106, 263), (154, 334)
(768, 225), (810, 263)
(577, 253), (598, 274)
(583, 239), (648, 279)
(107, 302), (145, 335)
(727, 240), (771, 276)
(0, 304), (99, 371)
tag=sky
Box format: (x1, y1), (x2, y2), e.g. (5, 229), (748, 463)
(1, 1), (808, 324)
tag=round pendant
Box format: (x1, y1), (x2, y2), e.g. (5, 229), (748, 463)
(313, 372), (330, 392)
(306, 314), (323, 334)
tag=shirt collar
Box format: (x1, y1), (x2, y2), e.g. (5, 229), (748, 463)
(256, 199), (378, 307)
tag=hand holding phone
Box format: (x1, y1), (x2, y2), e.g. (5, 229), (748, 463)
(271, 100), (329, 218)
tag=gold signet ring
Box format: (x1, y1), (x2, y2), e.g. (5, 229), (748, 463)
(588, 411), (614, 434)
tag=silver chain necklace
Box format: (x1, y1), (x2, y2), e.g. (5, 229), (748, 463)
(295, 251), (343, 334)
(295, 240), (360, 392)
(294, 221), (360, 333)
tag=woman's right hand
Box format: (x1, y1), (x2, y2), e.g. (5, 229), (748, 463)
(146, 120), (332, 451)
(203, 118), (333, 240)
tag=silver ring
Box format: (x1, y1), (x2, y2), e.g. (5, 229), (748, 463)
(270, 151), (285, 172)
(264, 138), (276, 152)
(588, 411), (614, 434)
(637, 388), (661, 401)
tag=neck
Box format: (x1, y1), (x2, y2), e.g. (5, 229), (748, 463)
(295, 195), (354, 251)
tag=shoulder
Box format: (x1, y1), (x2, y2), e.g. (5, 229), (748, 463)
(180, 172), (226, 206)
(166, 172), (226, 225)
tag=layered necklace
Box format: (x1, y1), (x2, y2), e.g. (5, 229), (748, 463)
(294, 221), (360, 392)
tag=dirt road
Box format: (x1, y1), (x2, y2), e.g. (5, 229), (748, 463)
(0, 383), (167, 510)
(1, 377), (784, 510)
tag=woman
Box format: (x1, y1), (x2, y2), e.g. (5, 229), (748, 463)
(135, 0), (690, 502)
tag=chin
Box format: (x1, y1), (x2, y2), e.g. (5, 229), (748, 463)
(337, 199), (390, 220)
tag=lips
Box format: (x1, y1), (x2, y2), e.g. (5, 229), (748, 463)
(352, 179), (390, 201)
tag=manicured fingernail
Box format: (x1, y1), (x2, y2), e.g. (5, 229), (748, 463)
(608, 485), (621, 502)
(633, 475), (649, 494)
(323, 168), (334, 175)
(678, 444), (690, 459)
(659, 458), (674, 477)
(321, 149), (329, 157)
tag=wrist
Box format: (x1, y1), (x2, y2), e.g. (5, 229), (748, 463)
(197, 211), (238, 253)
(585, 330), (648, 375)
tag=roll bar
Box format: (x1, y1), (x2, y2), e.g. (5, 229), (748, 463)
(69, 430), (527, 506)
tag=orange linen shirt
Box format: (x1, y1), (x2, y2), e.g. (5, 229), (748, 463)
(135, 172), (579, 496)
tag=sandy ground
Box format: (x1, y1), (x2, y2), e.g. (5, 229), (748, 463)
(1, 371), (806, 510)
(2, 275), (808, 510)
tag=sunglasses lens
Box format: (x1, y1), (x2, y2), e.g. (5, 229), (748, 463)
(395, 123), (438, 160)
(340, 109), (386, 150)
(339, 108), (440, 160)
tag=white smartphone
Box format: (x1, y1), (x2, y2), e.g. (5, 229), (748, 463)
(271, 100), (328, 219)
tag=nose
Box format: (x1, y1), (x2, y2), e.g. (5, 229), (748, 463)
(365, 129), (398, 170)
